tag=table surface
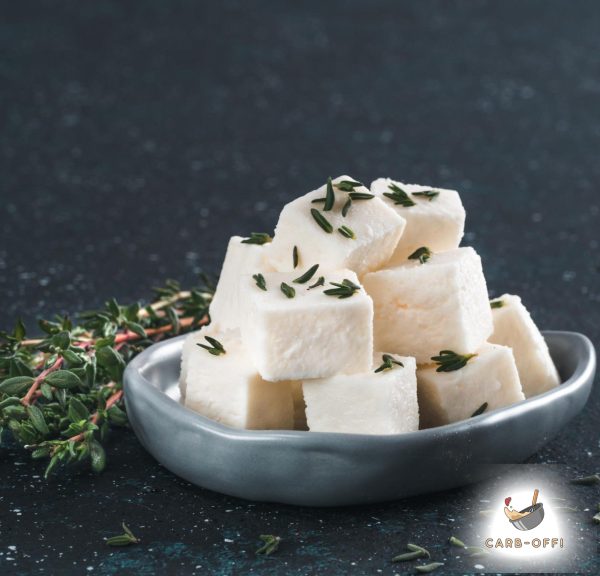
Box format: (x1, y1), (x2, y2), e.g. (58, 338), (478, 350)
(1, 1), (599, 574)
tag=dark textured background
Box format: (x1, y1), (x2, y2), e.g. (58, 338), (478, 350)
(1, 1), (598, 574)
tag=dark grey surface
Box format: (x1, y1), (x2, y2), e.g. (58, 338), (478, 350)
(124, 331), (595, 506)
(1, 1), (600, 574)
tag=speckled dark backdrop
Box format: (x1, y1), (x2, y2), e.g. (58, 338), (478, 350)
(1, 1), (598, 575)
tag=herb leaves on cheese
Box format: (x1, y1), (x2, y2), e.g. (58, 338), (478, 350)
(431, 350), (477, 372)
(197, 336), (226, 356)
(375, 354), (404, 373)
(293, 264), (319, 284)
(383, 183), (416, 207)
(241, 232), (272, 245)
(408, 246), (432, 264)
(323, 278), (361, 299)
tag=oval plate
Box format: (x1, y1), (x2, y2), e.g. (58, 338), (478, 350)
(123, 331), (595, 506)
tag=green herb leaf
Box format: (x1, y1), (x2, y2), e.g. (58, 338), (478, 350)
(310, 208), (333, 233)
(383, 183), (416, 207)
(124, 321), (147, 339)
(374, 354), (404, 373)
(449, 536), (466, 548)
(241, 232), (272, 245)
(293, 245), (299, 268)
(324, 177), (335, 211)
(14, 318), (26, 341)
(391, 550), (424, 562)
(571, 474), (600, 485)
(253, 273), (267, 291)
(293, 264), (319, 284)
(471, 402), (488, 417)
(308, 276), (325, 290)
(334, 179), (362, 192)
(68, 397), (90, 422)
(342, 197), (352, 217)
(348, 192), (374, 201)
(90, 439), (106, 473)
(0, 376), (34, 395)
(490, 299), (505, 309)
(323, 278), (361, 299)
(280, 282), (296, 299)
(27, 405), (49, 435)
(44, 370), (82, 390)
(311, 197), (326, 204)
(197, 336), (226, 356)
(412, 190), (439, 201)
(408, 246), (432, 264)
(256, 534), (281, 556)
(416, 562), (444, 573)
(106, 523), (139, 547)
(96, 347), (126, 382)
(431, 350), (477, 373)
(337, 225), (356, 239)
(406, 544), (431, 558)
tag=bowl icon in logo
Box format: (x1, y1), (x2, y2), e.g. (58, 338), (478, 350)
(504, 488), (545, 531)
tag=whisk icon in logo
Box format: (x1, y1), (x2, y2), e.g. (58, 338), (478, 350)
(503, 488), (545, 531)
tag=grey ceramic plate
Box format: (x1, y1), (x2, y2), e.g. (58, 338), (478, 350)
(123, 331), (595, 506)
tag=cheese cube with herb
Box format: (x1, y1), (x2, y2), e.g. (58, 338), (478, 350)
(267, 176), (406, 276)
(489, 294), (560, 397)
(371, 178), (465, 264)
(208, 235), (273, 332)
(417, 343), (525, 428)
(240, 268), (373, 381)
(303, 354), (418, 434)
(362, 247), (492, 363)
(183, 329), (294, 430)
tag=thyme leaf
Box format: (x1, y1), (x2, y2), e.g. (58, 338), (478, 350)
(253, 273), (267, 291)
(337, 225), (356, 239)
(323, 279), (361, 299)
(416, 562), (444, 573)
(490, 299), (505, 309)
(471, 402), (488, 417)
(241, 232), (272, 245)
(348, 192), (374, 201)
(571, 474), (600, 485)
(310, 208), (333, 233)
(293, 264), (319, 284)
(383, 183), (416, 207)
(324, 177), (335, 211)
(412, 190), (439, 201)
(293, 245), (299, 268)
(408, 246), (432, 264)
(308, 276), (325, 290)
(431, 350), (477, 372)
(280, 282), (296, 299)
(334, 179), (362, 192)
(342, 197), (352, 217)
(197, 336), (226, 356)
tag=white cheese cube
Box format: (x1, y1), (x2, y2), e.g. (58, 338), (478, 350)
(240, 268), (373, 381)
(208, 236), (273, 331)
(267, 175), (406, 276)
(303, 354), (418, 434)
(371, 178), (465, 264)
(183, 329), (294, 430)
(179, 328), (207, 401)
(362, 247), (493, 363)
(489, 294), (560, 397)
(417, 343), (525, 428)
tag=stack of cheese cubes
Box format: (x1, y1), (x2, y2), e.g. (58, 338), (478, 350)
(179, 176), (560, 434)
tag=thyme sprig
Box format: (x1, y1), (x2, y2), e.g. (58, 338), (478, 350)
(106, 523), (140, 547)
(0, 278), (213, 477)
(408, 246), (432, 264)
(241, 232), (272, 245)
(323, 279), (361, 299)
(383, 183), (416, 207)
(431, 350), (477, 372)
(375, 354), (404, 373)
(256, 534), (281, 555)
